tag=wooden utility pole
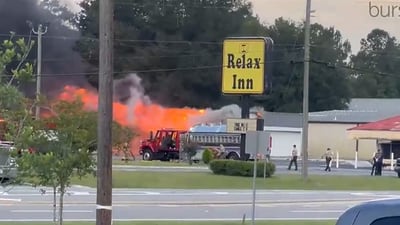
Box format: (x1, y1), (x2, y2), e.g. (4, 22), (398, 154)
(301, 0), (312, 181)
(32, 24), (48, 120)
(96, 0), (114, 224)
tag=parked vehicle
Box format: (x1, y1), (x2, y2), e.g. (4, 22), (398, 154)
(394, 158), (400, 177)
(0, 143), (17, 183)
(138, 128), (242, 161)
(336, 198), (400, 225)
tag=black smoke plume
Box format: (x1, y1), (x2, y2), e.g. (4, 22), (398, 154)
(0, 0), (90, 98)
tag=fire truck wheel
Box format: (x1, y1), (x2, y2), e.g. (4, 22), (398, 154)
(227, 152), (239, 160)
(142, 149), (153, 161)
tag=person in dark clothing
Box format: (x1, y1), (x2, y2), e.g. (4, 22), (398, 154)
(288, 145), (298, 171)
(371, 152), (378, 176)
(375, 150), (383, 176)
(324, 148), (333, 172)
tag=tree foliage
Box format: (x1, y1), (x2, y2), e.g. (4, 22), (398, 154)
(0, 34), (35, 151)
(350, 29), (400, 98)
(75, 0), (262, 108)
(0, 34), (35, 114)
(74, 1), (356, 112)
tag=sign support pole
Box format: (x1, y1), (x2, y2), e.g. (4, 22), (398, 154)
(251, 118), (264, 224)
(240, 95), (250, 160)
(251, 140), (258, 225)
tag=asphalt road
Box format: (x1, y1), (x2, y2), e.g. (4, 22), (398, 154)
(1, 186), (400, 222)
(112, 159), (397, 177)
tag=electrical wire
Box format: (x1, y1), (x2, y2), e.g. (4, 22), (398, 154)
(0, 59), (288, 77)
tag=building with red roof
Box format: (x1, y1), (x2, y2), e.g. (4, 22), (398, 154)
(347, 115), (400, 162)
(347, 115), (400, 140)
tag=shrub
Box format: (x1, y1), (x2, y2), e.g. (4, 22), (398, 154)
(209, 159), (276, 178)
(202, 148), (213, 164)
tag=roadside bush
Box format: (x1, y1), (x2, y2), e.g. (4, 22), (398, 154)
(202, 149), (213, 164)
(209, 159), (276, 177)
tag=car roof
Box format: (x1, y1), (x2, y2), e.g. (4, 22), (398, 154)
(336, 198), (400, 225)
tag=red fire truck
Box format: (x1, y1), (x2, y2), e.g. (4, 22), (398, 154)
(138, 128), (242, 161)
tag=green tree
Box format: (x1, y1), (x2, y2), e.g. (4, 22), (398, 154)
(0, 33), (35, 186)
(15, 99), (96, 225)
(112, 122), (137, 162)
(0, 33), (35, 112)
(350, 29), (400, 98)
(75, 0), (262, 108)
(255, 18), (352, 112)
(12, 97), (136, 224)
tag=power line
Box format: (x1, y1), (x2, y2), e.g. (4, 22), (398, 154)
(8, 47), (303, 63)
(0, 33), (304, 47)
(0, 59), (289, 78)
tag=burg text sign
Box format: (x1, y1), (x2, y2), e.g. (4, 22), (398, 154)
(222, 38), (267, 94)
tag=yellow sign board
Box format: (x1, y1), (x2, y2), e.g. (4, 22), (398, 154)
(226, 118), (258, 134)
(222, 38), (266, 94)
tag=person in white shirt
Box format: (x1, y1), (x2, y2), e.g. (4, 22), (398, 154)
(288, 144), (298, 171)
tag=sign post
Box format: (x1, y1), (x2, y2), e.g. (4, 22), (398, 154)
(245, 131), (270, 225)
(222, 37), (272, 160)
(222, 36), (272, 224)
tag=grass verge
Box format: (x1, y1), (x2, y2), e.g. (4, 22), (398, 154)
(72, 171), (400, 190)
(0, 221), (336, 225)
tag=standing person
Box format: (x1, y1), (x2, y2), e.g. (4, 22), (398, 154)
(371, 151), (378, 176)
(266, 147), (271, 162)
(288, 144), (298, 171)
(324, 148), (333, 172)
(375, 149), (383, 176)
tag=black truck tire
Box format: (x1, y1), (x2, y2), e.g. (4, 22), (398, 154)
(397, 172), (400, 178)
(227, 152), (240, 160)
(142, 149), (153, 161)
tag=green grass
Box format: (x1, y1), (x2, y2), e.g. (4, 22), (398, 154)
(72, 171), (400, 190)
(0, 221), (335, 225)
(112, 160), (205, 167)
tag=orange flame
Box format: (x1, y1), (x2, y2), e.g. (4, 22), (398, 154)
(57, 85), (204, 134)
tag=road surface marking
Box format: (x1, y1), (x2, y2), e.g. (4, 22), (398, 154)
(291, 210), (343, 213)
(213, 192), (229, 195)
(0, 198), (22, 202)
(10, 210), (93, 213)
(303, 204), (322, 207)
(0, 217), (338, 222)
(68, 192), (90, 196)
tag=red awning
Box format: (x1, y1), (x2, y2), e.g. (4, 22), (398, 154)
(347, 115), (400, 140)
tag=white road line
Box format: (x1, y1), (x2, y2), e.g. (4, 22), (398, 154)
(213, 192), (229, 195)
(68, 192), (90, 196)
(291, 210), (344, 213)
(303, 204), (322, 207)
(10, 210), (93, 213)
(0, 198), (22, 202)
(0, 217), (338, 222)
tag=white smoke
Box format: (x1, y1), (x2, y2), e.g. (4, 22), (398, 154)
(57, 0), (82, 13)
(187, 104), (241, 125)
(113, 73), (243, 127)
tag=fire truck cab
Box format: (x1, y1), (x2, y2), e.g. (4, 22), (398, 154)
(139, 129), (184, 161)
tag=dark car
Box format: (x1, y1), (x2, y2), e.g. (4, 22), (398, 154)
(394, 158), (400, 178)
(336, 198), (400, 225)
